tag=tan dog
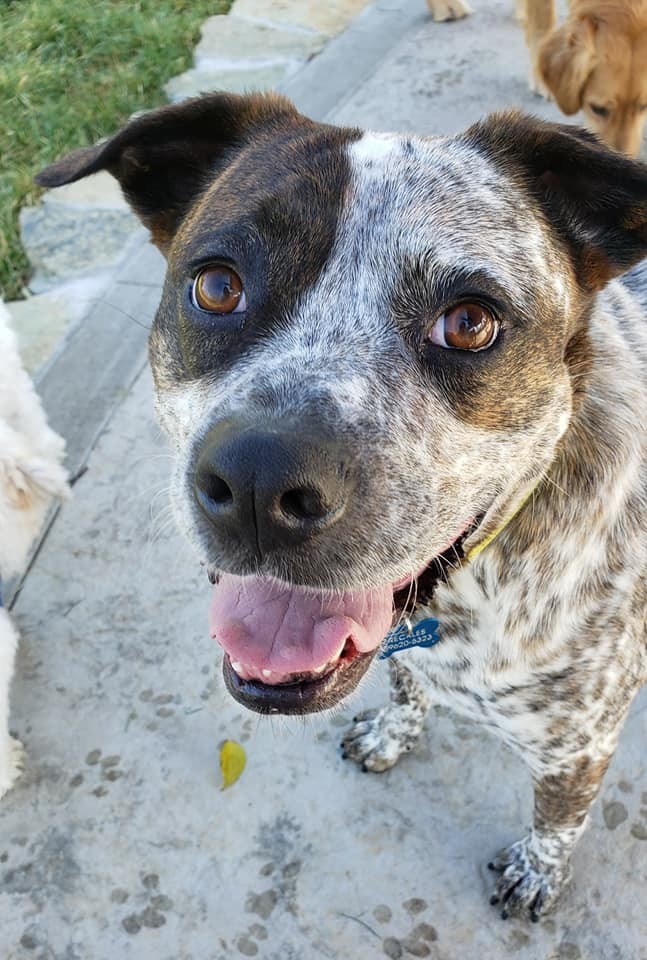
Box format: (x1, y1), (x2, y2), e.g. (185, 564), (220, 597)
(539, 0), (647, 155)
(427, 0), (647, 155)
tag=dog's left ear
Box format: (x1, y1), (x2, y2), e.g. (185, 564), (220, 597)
(35, 92), (303, 252)
(466, 112), (647, 291)
(538, 17), (597, 115)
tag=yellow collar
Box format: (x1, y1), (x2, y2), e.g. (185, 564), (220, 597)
(466, 481), (540, 563)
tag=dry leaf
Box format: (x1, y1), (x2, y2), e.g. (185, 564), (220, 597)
(220, 739), (246, 789)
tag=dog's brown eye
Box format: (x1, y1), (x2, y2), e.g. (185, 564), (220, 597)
(429, 303), (499, 352)
(589, 103), (610, 118)
(192, 266), (245, 313)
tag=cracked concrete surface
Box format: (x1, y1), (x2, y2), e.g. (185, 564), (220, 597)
(1, 0), (646, 957)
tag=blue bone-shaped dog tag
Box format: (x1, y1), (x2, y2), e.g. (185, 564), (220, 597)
(378, 617), (441, 659)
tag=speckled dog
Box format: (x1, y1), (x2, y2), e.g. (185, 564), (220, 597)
(38, 93), (647, 920)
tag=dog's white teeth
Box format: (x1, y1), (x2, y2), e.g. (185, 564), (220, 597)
(231, 661), (243, 674)
(262, 669), (273, 679)
(313, 663), (329, 674)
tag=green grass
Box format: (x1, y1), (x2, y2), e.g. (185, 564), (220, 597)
(0, 0), (232, 301)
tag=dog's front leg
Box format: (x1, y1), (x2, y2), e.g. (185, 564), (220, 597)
(488, 751), (612, 920)
(341, 658), (431, 772)
(525, 0), (556, 96)
(0, 607), (25, 798)
(426, 0), (472, 22)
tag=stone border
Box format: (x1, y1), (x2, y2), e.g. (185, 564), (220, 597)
(164, 15), (327, 103)
(6, 185), (145, 375)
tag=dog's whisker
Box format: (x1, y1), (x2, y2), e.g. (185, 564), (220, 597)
(91, 295), (156, 330)
(143, 482), (174, 503)
(149, 508), (176, 536)
(148, 495), (174, 526)
(147, 504), (178, 545)
(130, 453), (175, 465)
(540, 472), (571, 499)
(148, 492), (174, 518)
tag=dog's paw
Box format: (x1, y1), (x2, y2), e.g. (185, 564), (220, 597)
(0, 735), (26, 799)
(427, 0), (472, 21)
(0, 456), (70, 510)
(487, 835), (569, 921)
(341, 705), (423, 772)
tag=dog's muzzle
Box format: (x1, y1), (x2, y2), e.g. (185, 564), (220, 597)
(198, 418), (479, 715)
(194, 417), (399, 713)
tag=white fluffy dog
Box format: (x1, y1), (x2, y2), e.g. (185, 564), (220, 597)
(0, 300), (69, 797)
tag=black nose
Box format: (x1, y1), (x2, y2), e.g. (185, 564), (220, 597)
(194, 418), (353, 554)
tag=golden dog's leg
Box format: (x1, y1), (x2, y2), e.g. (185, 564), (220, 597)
(427, 0), (472, 23)
(525, 0), (556, 96)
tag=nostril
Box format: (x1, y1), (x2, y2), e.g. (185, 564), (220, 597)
(201, 473), (233, 506)
(280, 487), (329, 522)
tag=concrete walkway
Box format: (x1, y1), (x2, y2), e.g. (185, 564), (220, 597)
(2, 2), (646, 958)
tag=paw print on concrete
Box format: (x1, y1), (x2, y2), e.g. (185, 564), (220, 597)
(68, 748), (125, 797)
(349, 898), (438, 958)
(119, 872), (174, 934)
(602, 782), (647, 841)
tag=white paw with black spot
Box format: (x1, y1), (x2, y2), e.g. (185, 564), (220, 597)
(340, 707), (420, 773)
(488, 836), (567, 922)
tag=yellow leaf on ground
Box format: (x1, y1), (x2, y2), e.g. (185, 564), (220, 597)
(220, 739), (246, 789)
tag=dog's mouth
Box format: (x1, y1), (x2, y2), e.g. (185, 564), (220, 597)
(222, 636), (375, 715)
(211, 522), (476, 715)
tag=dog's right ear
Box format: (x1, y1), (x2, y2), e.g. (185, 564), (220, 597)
(35, 93), (302, 253)
(467, 111), (647, 290)
(539, 17), (597, 115)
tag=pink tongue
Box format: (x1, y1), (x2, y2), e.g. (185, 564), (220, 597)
(209, 574), (394, 684)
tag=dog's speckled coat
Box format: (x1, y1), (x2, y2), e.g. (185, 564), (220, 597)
(38, 93), (647, 920)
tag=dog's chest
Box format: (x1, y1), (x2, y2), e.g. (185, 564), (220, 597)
(409, 555), (545, 695)
(400, 525), (644, 759)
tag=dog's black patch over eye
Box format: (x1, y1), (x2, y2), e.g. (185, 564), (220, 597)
(589, 104), (610, 118)
(192, 266), (246, 314)
(428, 302), (499, 352)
